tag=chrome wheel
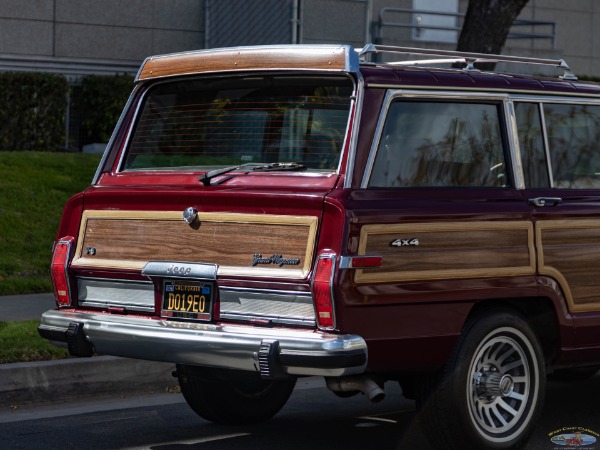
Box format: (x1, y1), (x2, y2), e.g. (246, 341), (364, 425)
(467, 327), (540, 443)
(415, 310), (545, 450)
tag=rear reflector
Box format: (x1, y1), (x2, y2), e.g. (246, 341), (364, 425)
(349, 256), (383, 268)
(51, 237), (74, 306)
(312, 253), (336, 330)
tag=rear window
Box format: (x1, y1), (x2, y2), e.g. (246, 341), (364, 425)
(121, 75), (354, 172)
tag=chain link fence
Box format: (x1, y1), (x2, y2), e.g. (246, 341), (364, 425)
(206, 0), (295, 48)
(206, 0), (370, 48)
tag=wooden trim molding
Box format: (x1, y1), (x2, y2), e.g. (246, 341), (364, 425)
(136, 45), (357, 81)
(72, 210), (318, 279)
(536, 219), (600, 312)
(355, 221), (535, 284)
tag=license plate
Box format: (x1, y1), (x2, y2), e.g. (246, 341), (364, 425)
(161, 279), (213, 320)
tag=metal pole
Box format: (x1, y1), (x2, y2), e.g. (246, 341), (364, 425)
(204, 0), (210, 49)
(292, 0), (299, 44)
(65, 88), (70, 151)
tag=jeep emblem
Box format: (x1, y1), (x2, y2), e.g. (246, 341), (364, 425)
(167, 264), (192, 276)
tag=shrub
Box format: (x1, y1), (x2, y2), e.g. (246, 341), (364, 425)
(79, 73), (134, 146)
(0, 73), (69, 151)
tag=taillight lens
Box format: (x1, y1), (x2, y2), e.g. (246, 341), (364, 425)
(51, 237), (73, 306)
(312, 253), (336, 330)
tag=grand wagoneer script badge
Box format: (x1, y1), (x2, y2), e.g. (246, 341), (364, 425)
(252, 254), (301, 267)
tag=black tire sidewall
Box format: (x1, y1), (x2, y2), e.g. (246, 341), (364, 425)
(177, 365), (296, 425)
(431, 310), (546, 449)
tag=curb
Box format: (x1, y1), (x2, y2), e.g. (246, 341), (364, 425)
(0, 356), (176, 406)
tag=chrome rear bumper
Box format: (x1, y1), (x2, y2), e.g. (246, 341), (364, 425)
(38, 309), (367, 377)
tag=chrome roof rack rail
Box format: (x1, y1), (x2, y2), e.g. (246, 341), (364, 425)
(359, 43), (578, 80)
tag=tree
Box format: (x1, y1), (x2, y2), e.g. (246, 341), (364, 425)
(457, 0), (529, 67)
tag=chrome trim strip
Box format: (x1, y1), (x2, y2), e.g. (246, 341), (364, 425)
(115, 82), (146, 173)
(504, 99), (525, 190)
(118, 73), (356, 176)
(40, 309), (367, 377)
(539, 103), (555, 188)
(142, 261), (218, 280)
(505, 93), (600, 105)
(343, 71), (364, 188)
(361, 89), (393, 188)
(92, 84), (142, 185)
(77, 277), (155, 312)
(218, 312), (315, 327)
(339, 256), (353, 269)
(219, 287), (315, 326)
(361, 89), (514, 188)
(365, 84), (600, 99)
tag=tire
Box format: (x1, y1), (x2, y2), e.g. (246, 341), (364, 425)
(415, 309), (546, 450)
(176, 365), (296, 425)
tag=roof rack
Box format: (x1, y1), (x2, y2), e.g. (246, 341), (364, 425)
(359, 44), (577, 80)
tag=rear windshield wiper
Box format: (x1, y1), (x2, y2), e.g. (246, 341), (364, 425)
(199, 162), (305, 186)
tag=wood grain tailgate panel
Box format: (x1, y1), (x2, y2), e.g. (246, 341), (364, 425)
(72, 210), (318, 279)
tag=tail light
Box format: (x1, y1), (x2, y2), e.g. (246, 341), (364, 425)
(51, 237), (74, 306)
(312, 253), (336, 330)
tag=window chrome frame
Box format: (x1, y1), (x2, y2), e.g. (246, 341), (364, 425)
(115, 72), (358, 176)
(360, 89), (519, 189)
(508, 94), (600, 189)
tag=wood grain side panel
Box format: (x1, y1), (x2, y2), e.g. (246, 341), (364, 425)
(72, 211), (318, 279)
(137, 46), (350, 80)
(355, 221), (535, 283)
(537, 220), (600, 312)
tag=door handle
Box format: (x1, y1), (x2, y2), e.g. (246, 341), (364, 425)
(529, 197), (562, 207)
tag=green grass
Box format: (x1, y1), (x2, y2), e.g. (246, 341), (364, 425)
(0, 151), (102, 295)
(0, 320), (69, 363)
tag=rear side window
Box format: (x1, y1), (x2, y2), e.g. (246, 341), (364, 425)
(544, 103), (600, 189)
(368, 101), (507, 188)
(122, 75), (353, 171)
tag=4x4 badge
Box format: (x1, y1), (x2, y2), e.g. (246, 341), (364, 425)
(390, 238), (419, 247)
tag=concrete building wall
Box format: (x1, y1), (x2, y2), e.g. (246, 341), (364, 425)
(0, 0), (598, 78)
(369, 0), (598, 77)
(512, 0), (600, 76)
(0, 0), (205, 75)
(301, 0), (369, 48)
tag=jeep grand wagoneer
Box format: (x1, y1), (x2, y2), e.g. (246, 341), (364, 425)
(39, 44), (600, 449)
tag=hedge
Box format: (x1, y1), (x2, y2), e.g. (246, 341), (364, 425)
(0, 73), (69, 151)
(0, 72), (134, 152)
(79, 73), (134, 147)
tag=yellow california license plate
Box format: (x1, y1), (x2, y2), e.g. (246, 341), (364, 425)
(161, 279), (213, 320)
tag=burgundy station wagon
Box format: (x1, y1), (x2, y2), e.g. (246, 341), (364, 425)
(39, 44), (600, 449)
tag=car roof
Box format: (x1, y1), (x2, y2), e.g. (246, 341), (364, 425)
(135, 43), (600, 97)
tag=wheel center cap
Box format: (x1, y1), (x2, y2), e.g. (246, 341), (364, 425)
(498, 374), (514, 396)
(476, 370), (514, 398)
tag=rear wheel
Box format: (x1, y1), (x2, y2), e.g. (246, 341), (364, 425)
(416, 309), (546, 450)
(177, 365), (296, 424)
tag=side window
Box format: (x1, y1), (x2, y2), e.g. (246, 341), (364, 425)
(514, 102), (550, 188)
(544, 103), (600, 189)
(368, 100), (507, 188)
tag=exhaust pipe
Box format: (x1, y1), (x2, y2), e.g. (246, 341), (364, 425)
(326, 375), (385, 403)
